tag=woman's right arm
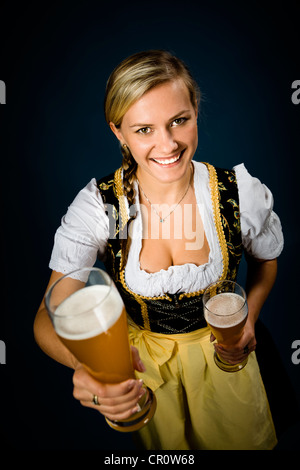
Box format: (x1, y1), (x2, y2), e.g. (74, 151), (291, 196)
(33, 270), (146, 421)
(34, 270), (79, 368)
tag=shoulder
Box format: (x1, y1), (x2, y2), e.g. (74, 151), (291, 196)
(233, 163), (273, 196)
(232, 163), (274, 214)
(49, 178), (110, 272)
(97, 170), (117, 188)
(65, 178), (107, 217)
(193, 161), (238, 194)
(58, 177), (111, 233)
(97, 168), (124, 202)
(193, 160), (236, 179)
(233, 163), (262, 190)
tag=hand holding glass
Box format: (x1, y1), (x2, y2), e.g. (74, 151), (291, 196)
(203, 280), (248, 372)
(45, 267), (156, 431)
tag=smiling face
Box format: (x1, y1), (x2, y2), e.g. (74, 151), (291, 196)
(110, 79), (198, 186)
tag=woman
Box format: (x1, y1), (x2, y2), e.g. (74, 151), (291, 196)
(34, 50), (284, 450)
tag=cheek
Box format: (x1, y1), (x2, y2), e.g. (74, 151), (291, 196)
(180, 124), (198, 146)
(129, 139), (152, 157)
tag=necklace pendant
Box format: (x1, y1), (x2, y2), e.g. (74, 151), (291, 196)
(160, 218), (164, 223)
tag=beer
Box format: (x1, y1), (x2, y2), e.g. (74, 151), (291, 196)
(204, 292), (247, 345)
(53, 284), (134, 383)
(46, 267), (157, 431)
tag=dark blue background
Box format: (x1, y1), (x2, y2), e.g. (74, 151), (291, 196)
(1, 0), (299, 451)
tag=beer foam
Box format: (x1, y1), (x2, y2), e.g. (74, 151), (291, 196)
(53, 284), (123, 340)
(204, 292), (247, 328)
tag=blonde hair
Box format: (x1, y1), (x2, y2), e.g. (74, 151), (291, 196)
(104, 50), (201, 267)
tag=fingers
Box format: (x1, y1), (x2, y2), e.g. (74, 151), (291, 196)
(210, 333), (216, 343)
(101, 382), (146, 422)
(130, 345), (146, 372)
(212, 326), (257, 365)
(214, 342), (256, 365)
(72, 365), (146, 421)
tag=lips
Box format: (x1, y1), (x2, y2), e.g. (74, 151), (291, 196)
(152, 151), (184, 166)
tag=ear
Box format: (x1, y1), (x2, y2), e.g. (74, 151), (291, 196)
(109, 122), (125, 144)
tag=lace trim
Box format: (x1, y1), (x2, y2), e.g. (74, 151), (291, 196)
(114, 163), (229, 327)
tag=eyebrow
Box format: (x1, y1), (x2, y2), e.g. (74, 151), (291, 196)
(129, 109), (191, 128)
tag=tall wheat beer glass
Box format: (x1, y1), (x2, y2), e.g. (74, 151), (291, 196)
(203, 280), (248, 372)
(45, 267), (156, 432)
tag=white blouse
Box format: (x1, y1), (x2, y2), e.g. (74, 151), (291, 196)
(49, 161), (284, 297)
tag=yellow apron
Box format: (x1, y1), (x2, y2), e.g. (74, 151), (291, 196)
(128, 320), (277, 450)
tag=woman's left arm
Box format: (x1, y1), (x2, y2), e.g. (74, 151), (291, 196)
(214, 256), (278, 364)
(245, 255), (277, 327)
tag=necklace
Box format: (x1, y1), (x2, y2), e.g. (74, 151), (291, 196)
(137, 170), (193, 223)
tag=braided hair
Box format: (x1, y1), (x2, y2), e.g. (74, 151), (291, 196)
(119, 143), (137, 268)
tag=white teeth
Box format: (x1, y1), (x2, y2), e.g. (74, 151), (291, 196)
(153, 154), (181, 165)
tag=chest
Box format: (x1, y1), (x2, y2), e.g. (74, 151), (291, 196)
(139, 193), (210, 273)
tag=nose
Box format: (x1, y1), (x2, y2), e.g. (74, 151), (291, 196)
(155, 128), (179, 155)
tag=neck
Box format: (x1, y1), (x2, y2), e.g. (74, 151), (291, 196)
(136, 163), (193, 205)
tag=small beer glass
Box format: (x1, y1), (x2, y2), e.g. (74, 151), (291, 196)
(203, 280), (248, 372)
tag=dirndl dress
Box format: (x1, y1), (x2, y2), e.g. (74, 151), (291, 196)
(49, 161), (286, 449)
(128, 318), (277, 450)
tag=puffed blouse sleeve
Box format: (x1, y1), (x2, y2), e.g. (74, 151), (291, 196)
(234, 164), (284, 260)
(49, 178), (109, 274)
